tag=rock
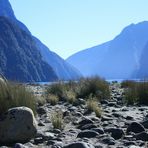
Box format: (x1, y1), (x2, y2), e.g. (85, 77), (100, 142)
(37, 107), (46, 115)
(105, 127), (124, 140)
(77, 130), (99, 138)
(112, 112), (121, 118)
(100, 100), (109, 105)
(0, 107), (37, 144)
(127, 122), (145, 134)
(101, 116), (113, 122)
(123, 141), (137, 146)
(91, 128), (104, 134)
(141, 120), (148, 129)
(125, 116), (133, 120)
(14, 143), (27, 148)
(38, 121), (45, 126)
(78, 118), (94, 128)
(101, 136), (115, 145)
(63, 142), (95, 148)
(135, 131), (148, 141)
(107, 102), (117, 107)
(79, 123), (98, 130)
(34, 137), (45, 144)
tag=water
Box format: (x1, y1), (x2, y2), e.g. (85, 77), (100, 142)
(27, 79), (142, 85)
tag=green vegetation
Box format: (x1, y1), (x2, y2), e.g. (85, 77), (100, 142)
(46, 77), (110, 103)
(64, 90), (76, 104)
(77, 77), (110, 100)
(46, 94), (59, 105)
(121, 80), (136, 88)
(51, 110), (64, 129)
(124, 81), (148, 105)
(0, 81), (36, 115)
(86, 96), (102, 117)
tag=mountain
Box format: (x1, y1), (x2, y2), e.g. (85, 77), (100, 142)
(0, 0), (82, 81)
(136, 42), (148, 78)
(0, 16), (57, 82)
(67, 22), (148, 79)
(34, 37), (81, 80)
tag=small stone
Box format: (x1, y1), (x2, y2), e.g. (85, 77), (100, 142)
(92, 128), (104, 134)
(101, 136), (115, 145)
(77, 130), (99, 138)
(14, 143), (27, 148)
(37, 107), (46, 115)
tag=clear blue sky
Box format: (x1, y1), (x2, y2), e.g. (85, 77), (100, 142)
(9, 0), (148, 59)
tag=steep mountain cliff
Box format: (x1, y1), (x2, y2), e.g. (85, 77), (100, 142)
(67, 22), (148, 79)
(0, 16), (57, 82)
(0, 0), (82, 81)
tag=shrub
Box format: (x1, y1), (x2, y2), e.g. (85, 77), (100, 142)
(124, 87), (138, 105)
(46, 94), (59, 105)
(46, 82), (66, 100)
(64, 90), (76, 104)
(137, 82), (148, 105)
(77, 77), (110, 100)
(124, 81), (148, 105)
(51, 110), (64, 129)
(0, 81), (36, 115)
(86, 96), (102, 117)
(46, 77), (110, 102)
(121, 80), (136, 88)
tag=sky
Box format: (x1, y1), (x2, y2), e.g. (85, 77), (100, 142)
(9, 0), (148, 59)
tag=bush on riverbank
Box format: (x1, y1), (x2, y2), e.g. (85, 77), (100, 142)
(124, 81), (148, 105)
(46, 77), (110, 103)
(0, 81), (36, 115)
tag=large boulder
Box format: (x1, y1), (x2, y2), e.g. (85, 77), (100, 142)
(0, 107), (37, 144)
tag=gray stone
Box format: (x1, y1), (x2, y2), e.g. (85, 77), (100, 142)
(127, 122), (145, 134)
(78, 118), (94, 125)
(77, 130), (99, 138)
(63, 142), (95, 148)
(135, 131), (148, 141)
(14, 143), (27, 148)
(141, 120), (148, 129)
(91, 128), (104, 134)
(101, 136), (115, 145)
(0, 107), (37, 144)
(37, 107), (46, 115)
(105, 127), (124, 140)
(80, 123), (98, 130)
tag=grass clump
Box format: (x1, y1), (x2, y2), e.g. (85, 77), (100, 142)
(0, 81), (36, 115)
(51, 110), (64, 129)
(124, 81), (148, 105)
(78, 77), (110, 100)
(121, 80), (136, 88)
(46, 82), (66, 100)
(46, 94), (59, 105)
(86, 96), (102, 117)
(46, 77), (110, 104)
(64, 90), (76, 104)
